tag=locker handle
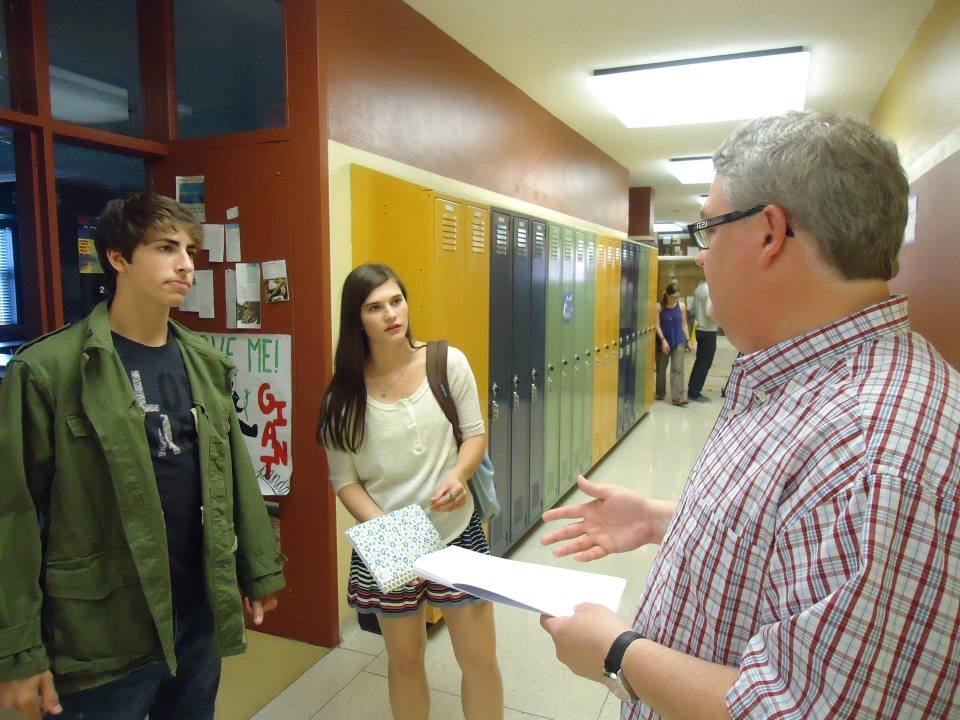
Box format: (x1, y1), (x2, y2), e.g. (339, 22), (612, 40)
(595, 347), (601, 354)
(585, 350), (592, 357)
(531, 368), (538, 381)
(562, 358), (568, 366)
(513, 374), (519, 389)
(531, 384), (538, 402)
(513, 391), (520, 412)
(492, 382), (500, 397)
(574, 354), (581, 361)
(491, 400), (500, 422)
(548, 364), (555, 372)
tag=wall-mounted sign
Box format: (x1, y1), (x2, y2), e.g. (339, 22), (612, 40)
(199, 332), (292, 495)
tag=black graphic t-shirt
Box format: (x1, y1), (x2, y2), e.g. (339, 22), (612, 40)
(113, 331), (204, 609)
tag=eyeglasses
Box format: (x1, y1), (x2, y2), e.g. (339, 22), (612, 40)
(686, 205), (765, 249)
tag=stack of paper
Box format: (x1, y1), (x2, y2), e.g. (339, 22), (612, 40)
(414, 546), (626, 617)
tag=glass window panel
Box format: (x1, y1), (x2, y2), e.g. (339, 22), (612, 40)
(0, 127), (19, 329)
(0, 11), (10, 109)
(174, 0), (286, 138)
(46, 0), (143, 137)
(54, 143), (145, 323)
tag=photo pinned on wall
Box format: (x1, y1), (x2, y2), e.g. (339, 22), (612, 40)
(262, 260), (290, 303)
(225, 268), (238, 329)
(235, 262), (262, 329)
(175, 175), (206, 222)
(76, 217), (103, 274)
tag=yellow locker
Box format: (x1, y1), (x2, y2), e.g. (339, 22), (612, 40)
(592, 235), (607, 464)
(465, 204), (490, 415)
(350, 165), (434, 337)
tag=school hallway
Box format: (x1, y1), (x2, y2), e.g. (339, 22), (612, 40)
(215, 336), (738, 720)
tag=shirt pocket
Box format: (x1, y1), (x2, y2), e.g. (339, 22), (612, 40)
(678, 505), (772, 662)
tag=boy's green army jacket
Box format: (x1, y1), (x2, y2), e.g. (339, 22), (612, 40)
(0, 302), (286, 694)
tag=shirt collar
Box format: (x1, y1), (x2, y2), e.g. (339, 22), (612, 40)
(724, 295), (910, 416)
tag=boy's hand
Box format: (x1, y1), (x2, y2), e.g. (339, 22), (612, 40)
(0, 671), (62, 718)
(243, 594), (278, 625)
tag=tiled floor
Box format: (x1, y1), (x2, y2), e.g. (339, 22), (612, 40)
(252, 338), (738, 720)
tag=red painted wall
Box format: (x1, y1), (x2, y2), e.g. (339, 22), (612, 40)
(891, 148), (960, 370)
(321, 0), (629, 231)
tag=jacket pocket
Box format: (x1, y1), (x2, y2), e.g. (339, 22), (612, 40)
(44, 550), (156, 676)
(65, 413), (96, 438)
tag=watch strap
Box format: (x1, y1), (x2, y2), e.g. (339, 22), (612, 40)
(604, 630), (643, 674)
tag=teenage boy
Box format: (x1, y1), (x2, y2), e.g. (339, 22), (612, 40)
(0, 193), (286, 719)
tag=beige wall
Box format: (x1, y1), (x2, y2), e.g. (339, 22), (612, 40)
(871, 0), (960, 181)
(870, 0), (960, 370)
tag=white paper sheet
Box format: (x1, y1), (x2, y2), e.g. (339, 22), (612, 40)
(226, 206), (240, 220)
(180, 276), (200, 312)
(225, 223), (242, 262)
(413, 546), (626, 618)
(195, 269), (215, 319)
(203, 224), (225, 263)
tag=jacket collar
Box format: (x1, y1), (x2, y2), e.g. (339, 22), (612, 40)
(82, 301), (234, 372)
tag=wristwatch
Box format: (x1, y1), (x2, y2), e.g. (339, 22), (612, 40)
(602, 630), (643, 702)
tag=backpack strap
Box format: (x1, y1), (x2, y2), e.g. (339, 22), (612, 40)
(425, 340), (463, 446)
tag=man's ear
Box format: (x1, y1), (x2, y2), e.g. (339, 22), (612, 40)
(106, 248), (127, 274)
(758, 205), (791, 268)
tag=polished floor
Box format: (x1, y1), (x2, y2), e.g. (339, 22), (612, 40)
(242, 337), (738, 720)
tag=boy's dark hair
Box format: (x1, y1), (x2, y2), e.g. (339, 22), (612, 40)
(94, 192), (202, 296)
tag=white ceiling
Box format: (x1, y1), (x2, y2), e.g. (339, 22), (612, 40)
(403, 0), (935, 227)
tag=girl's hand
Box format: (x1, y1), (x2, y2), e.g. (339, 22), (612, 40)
(660, 339), (670, 353)
(430, 472), (468, 512)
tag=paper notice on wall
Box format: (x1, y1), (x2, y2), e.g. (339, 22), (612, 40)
(203, 224), (225, 262)
(226, 206), (240, 220)
(904, 192), (918, 245)
(262, 260), (290, 303)
(197, 332), (292, 495)
(180, 276), (200, 312)
(225, 268), (238, 329)
(194, 269), (215, 319)
(175, 175), (206, 222)
(235, 262), (262, 329)
(77, 218), (104, 274)
(225, 223), (242, 262)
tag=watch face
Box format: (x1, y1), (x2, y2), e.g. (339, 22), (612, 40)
(602, 671), (633, 703)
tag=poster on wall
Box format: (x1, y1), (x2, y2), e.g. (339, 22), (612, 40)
(199, 332), (292, 496)
(176, 175), (206, 222)
(77, 217), (103, 274)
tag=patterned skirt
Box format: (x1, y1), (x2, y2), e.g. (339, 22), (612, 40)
(348, 508), (490, 615)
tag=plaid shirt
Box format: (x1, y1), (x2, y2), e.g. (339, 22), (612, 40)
(627, 296), (960, 719)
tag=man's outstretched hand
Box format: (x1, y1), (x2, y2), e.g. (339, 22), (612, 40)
(540, 475), (674, 560)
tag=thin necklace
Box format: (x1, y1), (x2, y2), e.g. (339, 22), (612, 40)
(370, 356), (414, 398)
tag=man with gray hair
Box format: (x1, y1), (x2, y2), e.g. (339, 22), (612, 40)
(539, 111), (958, 719)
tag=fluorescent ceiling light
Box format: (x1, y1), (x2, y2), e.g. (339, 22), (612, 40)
(668, 156), (715, 185)
(588, 46), (810, 128)
(654, 221), (684, 233)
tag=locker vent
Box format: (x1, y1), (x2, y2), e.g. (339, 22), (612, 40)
(495, 218), (510, 256)
(439, 202), (459, 252)
(533, 224), (546, 259)
(470, 209), (486, 254)
(549, 234), (560, 259)
(563, 237), (574, 261)
(515, 222), (528, 258)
